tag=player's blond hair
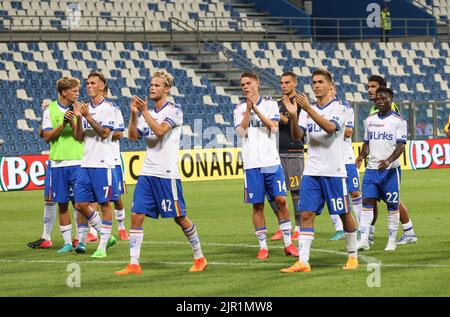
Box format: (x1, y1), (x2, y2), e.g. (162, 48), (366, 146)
(153, 70), (173, 88)
(56, 76), (80, 94)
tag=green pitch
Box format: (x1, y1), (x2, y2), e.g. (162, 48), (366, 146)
(0, 169), (449, 297)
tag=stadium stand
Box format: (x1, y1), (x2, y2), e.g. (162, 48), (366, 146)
(0, 0), (449, 156)
(1, 39), (450, 156)
(0, 0), (264, 32)
(413, 0), (450, 23)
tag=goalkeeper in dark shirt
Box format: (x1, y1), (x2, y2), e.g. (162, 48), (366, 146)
(269, 72), (304, 242)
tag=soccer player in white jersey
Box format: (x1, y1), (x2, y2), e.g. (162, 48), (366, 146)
(356, 87), (407, 251)
(329, 98), (363, 241)
(281, 68), (358, 273)
(115, 70), (207, 275)
(110, 92), (129, 241)
(234, 72), (298, 260)
(367, 75), (417, 246)
(73, 71), (119, 257)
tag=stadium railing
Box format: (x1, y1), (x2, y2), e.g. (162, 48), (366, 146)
(0, 15), (437, 42)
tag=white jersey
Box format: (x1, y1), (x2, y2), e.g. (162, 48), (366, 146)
(364, 111), (407, 170)
(81, 98), (116, 168)
(137, 101), (183, 179)
(298, 98), (347, 177)
(233, 96), (281, 170)
(111, 105), (125, 167)
(42, 101), (81, 168)
(342, 101), (356, 165)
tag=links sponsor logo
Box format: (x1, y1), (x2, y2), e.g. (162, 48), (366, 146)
(368, 131), (394, 141)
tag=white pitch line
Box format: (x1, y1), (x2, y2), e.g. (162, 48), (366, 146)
(3, 240), (450, 268)
(0, 258), (449, 268)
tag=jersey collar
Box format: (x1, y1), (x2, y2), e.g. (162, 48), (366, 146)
(57, 100), (71, 110)
(155, 101), (170, 113)
(316, 98), (337, 110)
(91, 98), (106, 108)
(377, 110), (393, 119)
(256, 96), (262, 106)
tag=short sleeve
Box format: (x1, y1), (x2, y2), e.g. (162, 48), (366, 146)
(233, 105), (244, 128)
(363, 119), (369, 143)
(396, 119), (407, 143)
(345, 106), (354, 129)
(163, 105), (183, 129)
(136, 115), (146, 137)
(269, 100), (280, 121)
(42, 108), (52, 131)
(101, 106), (115, 130)
(329, 104), (347, 131)
(114, 107), (125, 131)
(298, 109), (307, 131)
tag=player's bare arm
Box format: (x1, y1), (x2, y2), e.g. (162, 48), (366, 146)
(344, 127), (353, 138)
(112, 131), (123, 141)
(279, 113), (289, 125)
(73, 103), (85, 142)
(135, 96), (171, 139)
(127, 96), (141, 141)
(296, 94), (337, 134)
(78, 101), (111, 140)
(236, 94), (253, 137)
(355, 142), (370, 169)
(252, 102), (278, 131)
(283, 95), (303, 141)
(379, 142), (405, 170)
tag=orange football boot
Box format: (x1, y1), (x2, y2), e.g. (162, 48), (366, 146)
(188, 257), (208, 272)
(114, 264), (143, 276)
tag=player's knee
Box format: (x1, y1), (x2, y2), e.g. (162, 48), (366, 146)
(350, 191), (361, 199)
(362, 198), (375, 206)
(174, 216), (186, 226)
(275, 196), (287, 208)
(300, 212), (313, 224)
(253, 203), (264, 213)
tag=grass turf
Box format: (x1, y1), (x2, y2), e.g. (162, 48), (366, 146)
(0, 168), (449, 297)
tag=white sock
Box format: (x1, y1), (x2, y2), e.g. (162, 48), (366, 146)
(351, 196), (363, 227)
(183, 224), (204, 259)
(255, 227), (267, 250)
(298, 228), (314, 263)
(42, 202), (57, 241)
(98, 221), (112, 251)
(388, 210), (400, 243)
(87, 211), (101, 233)
(345, 231), (358, 258)
(115, 209), (126, 231)
(369, 225), (376, 241)
(279, 220), (292, 247)
(360, 205), (374, 242)
(402, 220), (415, 236)
(295, 226), (300, 233)
(130, 228), (144, 265)
(89, 226), (98, 237)
(77, 224), (89, 245)
(331, 215), (343, 232)
(60, 224), (72, 245)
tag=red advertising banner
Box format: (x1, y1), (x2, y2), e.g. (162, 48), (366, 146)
(1, 138), (450, 191)
(409, 139), (450, 170)
(0, 155), (49, 191)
